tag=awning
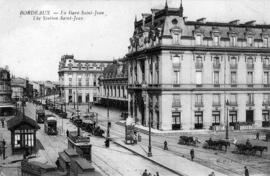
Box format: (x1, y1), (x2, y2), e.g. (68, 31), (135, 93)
(0, 104), (16, 108)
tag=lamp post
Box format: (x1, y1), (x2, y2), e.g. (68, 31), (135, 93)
(142, 90), (152, 157)
(107, 94), (110, 139)
(226, 99), (229, 140)
(73, 92), (75, 109)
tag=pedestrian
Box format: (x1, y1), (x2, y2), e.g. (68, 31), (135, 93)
(2, 139), (6, 159)
(156, 172), (159, 176)
(246, 139), (251, 148)
(164, 140), (168, 150)
(244, 166), (249, 176)
(256, 132), (259, 140)
(1, 119), (4, 128)
(142, 169), (148, 176)
(190, 148), (194, 161)
(66, 130), (69, 137)
(209, 171), (215, 176)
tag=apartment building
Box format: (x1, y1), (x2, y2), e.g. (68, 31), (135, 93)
(125, 2), (270, 130)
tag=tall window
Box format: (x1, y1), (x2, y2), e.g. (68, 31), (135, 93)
(213, 71), (219, 85)
(230, 57), (237, 67)
(212, 111), (220, 125)
(263, 58), (270, 65)
(69, 78), (72, 86)
(173, 71), (180, 84)
(247, 93), (254, 105)
(263, 72), (270, 85)
(195, 94), (203, 106)
(196, 35), (202, 45)
(230, 94), (237, 105)
(172, 112), (181, 130)
(69, 89), (72, 94)
(213, 36), (219, 46)
(86, 76), (89, 86)
(213, 94), (220, 106)
(263, 37), (269, 47)
(172, 56), (181, 85)
(247, 72), (253, 84)
(78, 78), (82, 86)
(172, 94), (181, 107)
(263, 94), (270, 105)
(213, 57), (220, 68)
(231, 72), (237, 84)
(196, 71), (202, 85)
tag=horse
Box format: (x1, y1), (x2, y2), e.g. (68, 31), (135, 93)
(252, 146), (268, 156)
(235, 143), (253, 154)
(217, 140), (230, 152)
(179, 136), (196, 146)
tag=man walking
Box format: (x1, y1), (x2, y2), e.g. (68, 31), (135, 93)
(2, 139), (6, 159)
(190, 148), (194, 161)
(256, 132), (260, 140)
(1, 119), (4, 128)
(244, 166), (249, 176)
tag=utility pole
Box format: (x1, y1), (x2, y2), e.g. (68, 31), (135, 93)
(107, 94), (110, 138)
(226, 99), (229, 139)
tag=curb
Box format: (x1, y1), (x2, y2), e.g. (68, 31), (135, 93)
(112, 140), (187, 176)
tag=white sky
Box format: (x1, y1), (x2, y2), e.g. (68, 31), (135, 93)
(0, 0), (269, 81)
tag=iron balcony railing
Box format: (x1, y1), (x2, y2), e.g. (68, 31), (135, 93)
(195, 102), (204, 107)
(230, 64), (238, 69)
(213, 63), (221, 69)
(128, 83), (270, 89)
(262, 101), (270, 106)
(229, 101), (238, 106)
(195, 62), (203, 69)
(263, 64), (270, 70)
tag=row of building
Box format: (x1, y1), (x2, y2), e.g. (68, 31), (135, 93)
(59, 1), (270, 131)
(0, 66), (60, 116)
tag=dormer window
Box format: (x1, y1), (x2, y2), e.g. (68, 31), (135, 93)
(196, 35), (202, 45)
(213, 36), (220, 46)
(263, 37), (269, 47)
(247, 36), (253, 46)
(172, 33), (180, 44)
(231, 36), (237, 47)
(78, 63), (82, 70)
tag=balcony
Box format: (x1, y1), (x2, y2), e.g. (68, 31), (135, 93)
(195, 102), (204, 107)
(173, 63), (181, 70)
(246, 101), (255, 106)
(213, 63), (221, 69)
(246, 63), (254, 69)
(230, 64), (238, 69)
(195, 62), (203, 69)
(263, 63), (270, 70)
(262, 101), (270, 106)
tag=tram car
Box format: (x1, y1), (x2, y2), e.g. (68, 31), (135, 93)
(44, 115), (58, 135)
(36, 108), (45, 123)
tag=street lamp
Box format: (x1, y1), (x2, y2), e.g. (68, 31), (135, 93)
(226, 99), (229, 140)
(106, 94), (110, 139)
(142, 91), (152, 157)
(73, 92), (75, 109)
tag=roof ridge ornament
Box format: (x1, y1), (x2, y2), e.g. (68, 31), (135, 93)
(179, 0), (183, 17)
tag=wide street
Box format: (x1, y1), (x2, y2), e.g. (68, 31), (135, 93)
(24, 101), (177, 176)
(59, 98), (270, 176)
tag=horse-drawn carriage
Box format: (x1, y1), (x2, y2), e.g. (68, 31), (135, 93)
(178, 136), (198, 146)
(234, 143), (268, 156)
(203, 138), (230, 152)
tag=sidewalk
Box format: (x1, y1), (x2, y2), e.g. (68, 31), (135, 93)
(113, 138), (227, 176)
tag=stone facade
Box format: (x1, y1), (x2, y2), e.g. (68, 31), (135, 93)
(125, 2), (270, 130)
(58, 55), (112, 104)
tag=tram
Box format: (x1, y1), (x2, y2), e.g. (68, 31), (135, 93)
(36, 108), (45, 123)
(44, 115), (58, 135)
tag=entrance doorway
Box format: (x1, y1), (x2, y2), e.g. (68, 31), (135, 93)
(246, 110), (254, 123)
(194, 111), (203, 129)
